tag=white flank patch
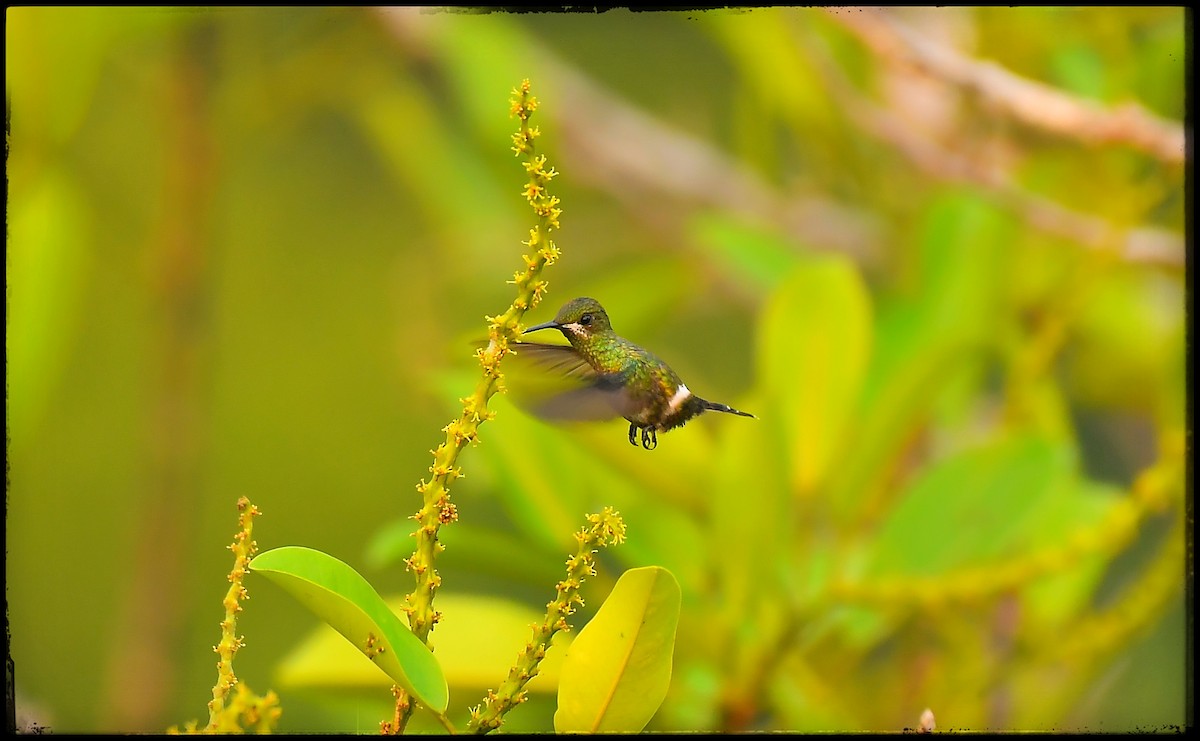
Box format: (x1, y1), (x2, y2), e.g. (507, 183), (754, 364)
(667, 383), (692, 413)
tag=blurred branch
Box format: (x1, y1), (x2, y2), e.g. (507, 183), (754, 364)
(543, 59), (884, 265)
(380, 7), (1181, 269)
(376, 6), (884, 266)
(813, 11), (1185, 269)
(852, 95), (1183, 267)
(827, 8), (1186, 166)
(830, 438), (1183, 610)
(102, 25), (217, 730)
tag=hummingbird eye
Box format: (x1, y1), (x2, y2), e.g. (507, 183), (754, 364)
(580, 313), (593, 326)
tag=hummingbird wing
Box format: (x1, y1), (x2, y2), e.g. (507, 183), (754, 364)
(508, 341), (632, 422)
(526, 376), (635, 422)
(510, 342), (599, 382)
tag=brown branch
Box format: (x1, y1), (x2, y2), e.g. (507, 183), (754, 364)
(545, 59), (884, 265)
(847, 86), (1183, 267)
(828, 7), (1186, 166)
(100, 25), (216, 730)
(375, 6), (884, 267)
(808, 12), (1185, 269)
(376, 7), (1183, 269)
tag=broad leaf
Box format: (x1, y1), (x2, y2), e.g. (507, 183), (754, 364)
(826, 194), (1010, 521)
(758, 256), (872, 496)
(554, 566), (681, 733)
(865, 435), (1076, 576)
(689, 213), (803, 293)
(249, 546), (448, 711)
(276, 593), (569, 695)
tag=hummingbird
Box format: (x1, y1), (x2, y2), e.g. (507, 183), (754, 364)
(516, 297), (754, 450)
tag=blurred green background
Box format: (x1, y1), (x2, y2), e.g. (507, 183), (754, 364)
(6, 6), (1188, 734)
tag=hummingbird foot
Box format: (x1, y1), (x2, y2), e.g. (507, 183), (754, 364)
(627, 423), (658, 450)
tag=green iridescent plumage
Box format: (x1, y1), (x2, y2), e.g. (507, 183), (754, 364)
(516, 297), (754, 450)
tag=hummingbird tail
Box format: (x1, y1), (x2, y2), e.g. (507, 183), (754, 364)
(700, 398), (755, 418)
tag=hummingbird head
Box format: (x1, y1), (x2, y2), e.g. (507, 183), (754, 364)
(523, 297), (613, 340)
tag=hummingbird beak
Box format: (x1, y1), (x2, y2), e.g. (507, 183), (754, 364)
(522, 320), (560, 335)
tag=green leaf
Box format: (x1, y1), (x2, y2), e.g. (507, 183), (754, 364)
(476, 391), (714, 563)
(277, 593), (570, 695)
(915, 193), (1009, 342)
(474, 388), (712, 594)
(826, 194), (1009, 520)
(5, 167), (92, 443)
(688, 213), (803, 293)
(473, 396), (591, 553)
(1021, 480), (1124, 627)
(356, 82), (516, 269)
(865, 436), (1076, 577)
(710, 390), (787, 623)
(758, 256), (872, 495)
(554, 566), (681, 733)
(248, 546), (448, 712)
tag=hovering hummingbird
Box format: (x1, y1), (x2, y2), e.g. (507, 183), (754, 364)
(516, 297), (754, 450)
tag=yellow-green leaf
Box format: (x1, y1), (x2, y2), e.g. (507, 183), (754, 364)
(758, 256), (872, 495)
(276, 593), (570, 694)
(248, 546), (448, 712)
(554, 566), (681, 733)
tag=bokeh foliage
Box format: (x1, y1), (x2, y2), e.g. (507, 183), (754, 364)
(6, 6), (1187, 733)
